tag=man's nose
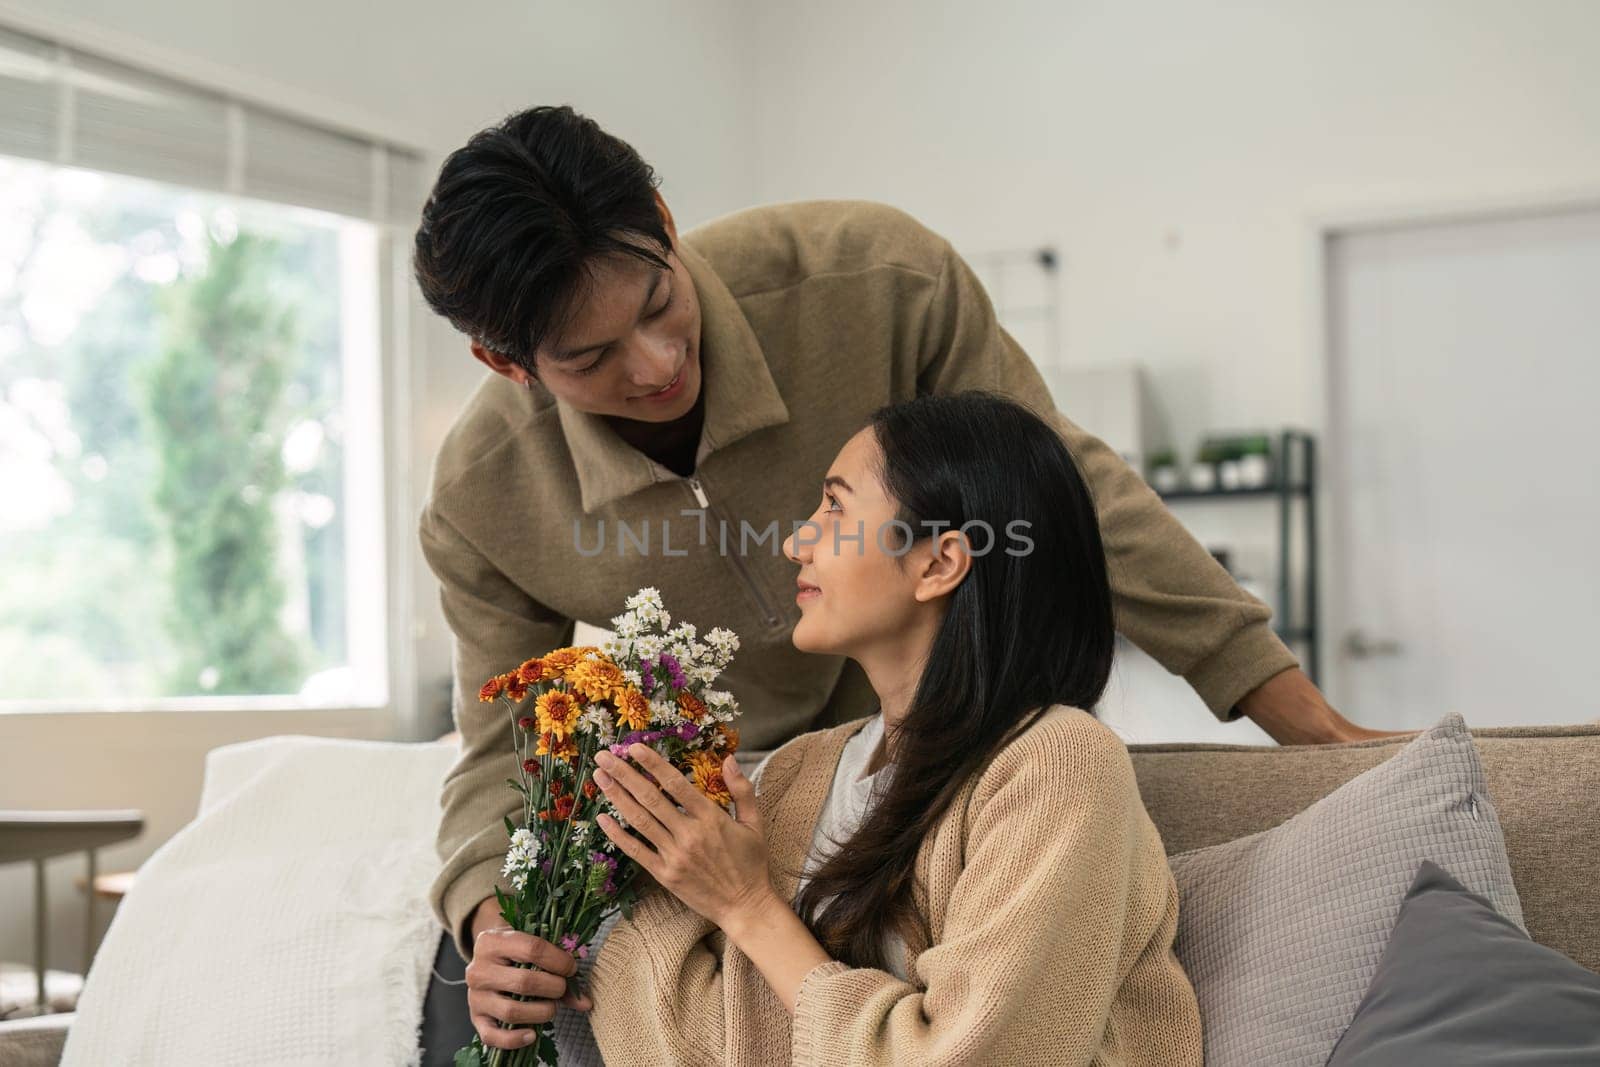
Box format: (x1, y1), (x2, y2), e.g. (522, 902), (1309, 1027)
(623, 334), (677, 386)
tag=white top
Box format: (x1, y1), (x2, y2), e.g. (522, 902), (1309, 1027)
(792, 710), (910, 981)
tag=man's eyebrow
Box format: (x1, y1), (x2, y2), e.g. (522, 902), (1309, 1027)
(550, 269), (667, 362)
(823, 475), (854, 494)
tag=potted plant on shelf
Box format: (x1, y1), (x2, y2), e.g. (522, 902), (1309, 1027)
(1147, 449), (1181, 494)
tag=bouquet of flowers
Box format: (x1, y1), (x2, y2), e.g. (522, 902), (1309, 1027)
(453, 587), (743, 1067)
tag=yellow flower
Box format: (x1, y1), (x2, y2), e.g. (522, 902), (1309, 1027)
(536, 731), (578, 762)
(535, 689), (583, 741)
(687, 749), (731, 808)
(616, 687), (651, 731)
(567, 658), (627, 705)
(539, 645), (598, 677)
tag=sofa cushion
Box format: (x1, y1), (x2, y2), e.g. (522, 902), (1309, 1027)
(1165, 712), (1523, 1067)
(1325, 859), (1600, 1066)
(1129, 717), (1600, 975)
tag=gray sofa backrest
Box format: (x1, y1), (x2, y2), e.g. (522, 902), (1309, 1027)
(1128, 721), (1600, 973)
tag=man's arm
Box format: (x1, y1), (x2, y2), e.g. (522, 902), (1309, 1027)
(913, 238), (1397, 742)
(419, 502), (576, 961)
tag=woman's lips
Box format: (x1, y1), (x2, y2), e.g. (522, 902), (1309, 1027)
(796, 582), (821, 602)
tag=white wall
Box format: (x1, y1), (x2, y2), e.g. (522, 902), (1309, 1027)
(0, 0), (761, 980)
(741, 0), (1600, 737)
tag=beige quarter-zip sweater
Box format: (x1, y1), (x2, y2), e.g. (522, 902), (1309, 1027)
(419, 199), (1299, 960)
(586, 705), (1207, 1066)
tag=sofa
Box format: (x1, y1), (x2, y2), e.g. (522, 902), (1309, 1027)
(3, 717), (1594, 1065)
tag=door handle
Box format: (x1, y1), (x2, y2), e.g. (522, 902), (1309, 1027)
(1343, 629), (1404, 658)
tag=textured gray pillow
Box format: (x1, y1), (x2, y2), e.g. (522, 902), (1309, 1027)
(1325, 859), (1600, 1065)
(1167, 711), (1524, 1067)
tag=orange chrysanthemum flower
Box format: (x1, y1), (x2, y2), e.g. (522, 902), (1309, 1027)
(713, 722), (740, 755)
(539, 794), (576, 822)
(504, 674), (530, 702)
(676, 691), (707, 722)
(478, 675), (506, 702)
(615, 687), (651, 732)
(536, 689), (583, 741)
(567, 659), (627, 704)
(516, 658), (549, 685)
(540, 645), (600, 677)
(687, 749), (731, 807)
(536, 730), (578, 762)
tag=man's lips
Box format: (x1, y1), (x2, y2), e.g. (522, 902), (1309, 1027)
(636, 366), (683, 398)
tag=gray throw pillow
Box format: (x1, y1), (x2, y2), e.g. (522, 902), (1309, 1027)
(1325, 858), (1600, 1065)
(1167, 711), (1524, 1067)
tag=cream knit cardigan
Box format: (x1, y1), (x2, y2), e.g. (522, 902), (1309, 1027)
(587, 704), (1205, 1066)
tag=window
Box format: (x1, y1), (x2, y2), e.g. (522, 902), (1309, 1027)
(0, 27), (423, 709)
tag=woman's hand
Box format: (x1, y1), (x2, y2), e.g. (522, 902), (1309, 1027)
(593, 742), (777, 931)
(464, 904), (591, 1052)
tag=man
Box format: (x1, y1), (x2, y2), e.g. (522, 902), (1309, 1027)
(410, 104), (1407, 1055)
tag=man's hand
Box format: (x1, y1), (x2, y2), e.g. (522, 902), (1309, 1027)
(464, 895), (592, 1052)
(1237, 667), (1417, 745)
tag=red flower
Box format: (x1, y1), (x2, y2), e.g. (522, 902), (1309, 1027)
(517, 716), (535, 731)
(550, 779), (566, 798)
(522, 758), (540, 775)
(582, 779), (598, 800)
(478, 676), (506, 702)
(553, 795), (574, 820)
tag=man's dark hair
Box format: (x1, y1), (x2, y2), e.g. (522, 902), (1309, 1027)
(412, 105), (671, 374)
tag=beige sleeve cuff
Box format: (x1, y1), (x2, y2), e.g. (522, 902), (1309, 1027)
(1183, 619), (1301, 722)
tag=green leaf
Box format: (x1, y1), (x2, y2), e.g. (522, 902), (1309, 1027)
(453, 1042), (485, 1067)
(503, 814), (517, 837)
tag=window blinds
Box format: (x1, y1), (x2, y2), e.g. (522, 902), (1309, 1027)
(0, 24), (425, 225)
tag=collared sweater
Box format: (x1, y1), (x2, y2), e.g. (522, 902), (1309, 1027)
(585, 704), (1206, 1066)
(419, 199), (1300, 961)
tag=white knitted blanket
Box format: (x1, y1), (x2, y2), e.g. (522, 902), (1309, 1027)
(61, 734), (458, 1066)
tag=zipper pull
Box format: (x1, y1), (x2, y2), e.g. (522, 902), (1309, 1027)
(686, 477), (709, 508)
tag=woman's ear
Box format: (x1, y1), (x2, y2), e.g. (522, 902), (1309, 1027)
(912, 528), (974, 603)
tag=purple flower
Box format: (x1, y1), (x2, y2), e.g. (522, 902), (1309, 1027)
(659, 652), (687, 689)
(539, 858), (553, 875)
(676, 722), (701, 741)
(590, 850), (618, 872)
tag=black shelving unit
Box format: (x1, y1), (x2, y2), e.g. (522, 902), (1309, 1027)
(1155, 430), (1320, 684)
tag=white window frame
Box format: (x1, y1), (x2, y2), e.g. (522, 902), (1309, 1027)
(0, 5), (434, 734)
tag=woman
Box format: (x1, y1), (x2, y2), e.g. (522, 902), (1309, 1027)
(584, 390), (1205, 1065)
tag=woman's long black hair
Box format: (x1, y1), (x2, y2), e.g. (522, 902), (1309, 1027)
(791, 390), (1117, 969)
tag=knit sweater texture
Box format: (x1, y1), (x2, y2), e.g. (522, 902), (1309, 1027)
(586, 704), (1206, 1066)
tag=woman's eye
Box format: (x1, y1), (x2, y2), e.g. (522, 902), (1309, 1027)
(649, 289), (674, 318)
(574, 356), (605, 377)
(824, 492), (842, 513)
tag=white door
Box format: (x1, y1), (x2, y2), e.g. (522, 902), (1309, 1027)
(1327, 206), (1600, 729)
